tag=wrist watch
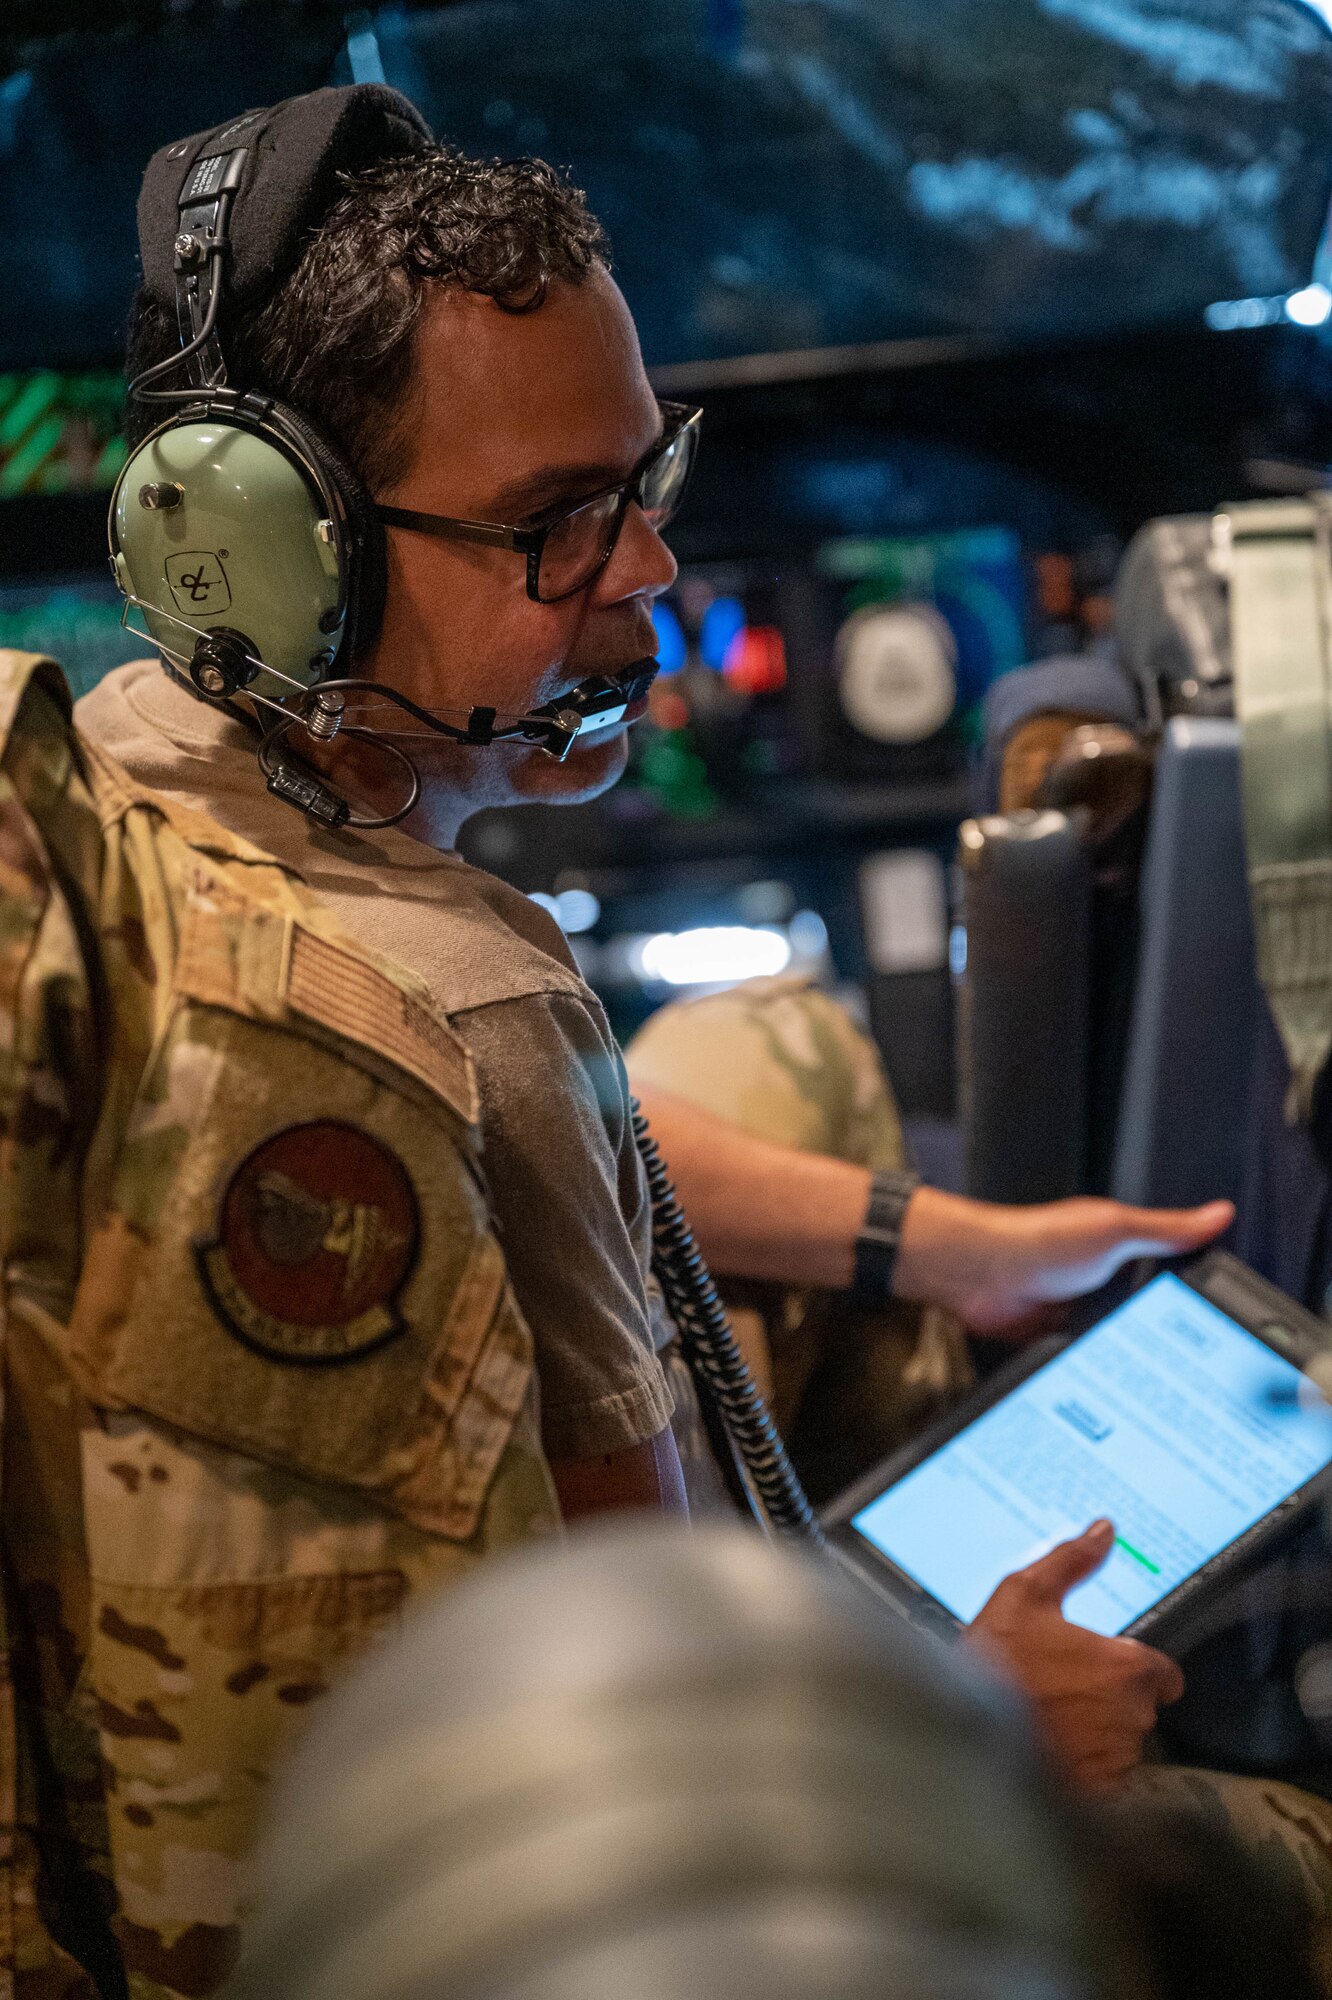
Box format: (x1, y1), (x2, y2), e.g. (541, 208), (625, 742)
(852, 1167), (921, 1304)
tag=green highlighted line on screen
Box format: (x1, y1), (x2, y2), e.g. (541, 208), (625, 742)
(1114, 1534), (1161, 1576)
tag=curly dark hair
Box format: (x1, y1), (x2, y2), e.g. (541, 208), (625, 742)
(125, 147), (611, 489)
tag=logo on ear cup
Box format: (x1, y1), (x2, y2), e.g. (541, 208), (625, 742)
(166, 552), (232, 614)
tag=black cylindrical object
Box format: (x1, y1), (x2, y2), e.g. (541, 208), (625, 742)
(957, 808), (1092, 1204)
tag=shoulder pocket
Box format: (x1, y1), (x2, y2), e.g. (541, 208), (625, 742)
(69, 899), (528, 1543)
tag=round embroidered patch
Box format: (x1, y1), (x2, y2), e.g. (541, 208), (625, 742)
(196, 1121), (419, 1364)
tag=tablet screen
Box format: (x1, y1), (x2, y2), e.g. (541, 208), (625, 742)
(851, 1272), (1332, 1635)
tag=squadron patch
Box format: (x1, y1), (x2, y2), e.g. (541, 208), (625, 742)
(196, 1121), (419, 1364)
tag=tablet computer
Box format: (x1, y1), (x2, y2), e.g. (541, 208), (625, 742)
(825, 1251), (1332, 1646)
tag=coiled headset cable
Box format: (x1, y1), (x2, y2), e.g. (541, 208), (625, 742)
(631, 1101), (825, 1546)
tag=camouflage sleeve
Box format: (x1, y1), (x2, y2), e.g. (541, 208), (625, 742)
(625, 972), (909, 1169)
(1121, 1763), (1332, 1926)
(0, 668), (107, 1327)
(0, 667), (134, 1995)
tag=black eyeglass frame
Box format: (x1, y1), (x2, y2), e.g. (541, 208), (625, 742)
(373, 401), (702, 604)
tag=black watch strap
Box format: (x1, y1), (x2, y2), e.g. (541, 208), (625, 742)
(852, 1168), (921, 1304)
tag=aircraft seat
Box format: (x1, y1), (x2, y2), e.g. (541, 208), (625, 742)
(1109, 716), (1258, 1212)
(958, 807), (1092, 1205)
(959, 700), (1259, 1215)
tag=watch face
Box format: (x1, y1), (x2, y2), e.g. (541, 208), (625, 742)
(834, 602), (958, 744)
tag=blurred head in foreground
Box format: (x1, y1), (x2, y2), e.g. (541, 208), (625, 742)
(225, 1522), (1322, 2000)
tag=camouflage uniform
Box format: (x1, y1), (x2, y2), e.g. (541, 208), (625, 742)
(626, 973), (1332, 1935)
(0, 652), (558, 1998)
(626, 972), (972, 1499)
(1122, 1765), (1332, 1933)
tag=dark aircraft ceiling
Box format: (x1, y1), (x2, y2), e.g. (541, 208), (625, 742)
(3, 0), (1332, 373)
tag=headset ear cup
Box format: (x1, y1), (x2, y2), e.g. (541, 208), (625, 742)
(266, 401), (386, 667)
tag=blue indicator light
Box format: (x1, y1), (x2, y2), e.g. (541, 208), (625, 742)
(651, 600), (687, 676)
(699, 595), (745, 672)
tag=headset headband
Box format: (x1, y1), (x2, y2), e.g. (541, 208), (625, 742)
(137, 85), (433, 318)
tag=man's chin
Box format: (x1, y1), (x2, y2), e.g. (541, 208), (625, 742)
(510, 724), (631, 806)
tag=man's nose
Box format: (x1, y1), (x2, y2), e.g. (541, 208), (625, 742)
(593, 499), (678, 604)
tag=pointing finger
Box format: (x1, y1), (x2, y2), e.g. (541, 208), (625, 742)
(1011, 1520), (1115, 1602)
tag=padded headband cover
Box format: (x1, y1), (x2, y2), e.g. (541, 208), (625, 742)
(137, 83), (434, 313)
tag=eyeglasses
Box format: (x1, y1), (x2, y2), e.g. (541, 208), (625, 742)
(374, 401), (702, 604)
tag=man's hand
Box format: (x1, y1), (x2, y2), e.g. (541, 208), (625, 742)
(896, 1188), (1234, 1335)
(968, 1520), (1185, 1792)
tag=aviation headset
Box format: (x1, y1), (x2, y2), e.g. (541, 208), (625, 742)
(109, 84), (661, 830)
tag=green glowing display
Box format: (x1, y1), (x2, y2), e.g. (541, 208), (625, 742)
(0, 371), (126, 496)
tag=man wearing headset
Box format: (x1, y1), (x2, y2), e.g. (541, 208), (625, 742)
(79, 85), (1332, 1911)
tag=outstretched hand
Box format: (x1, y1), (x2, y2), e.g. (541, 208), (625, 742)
(895, 1188), (1233, 1335)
